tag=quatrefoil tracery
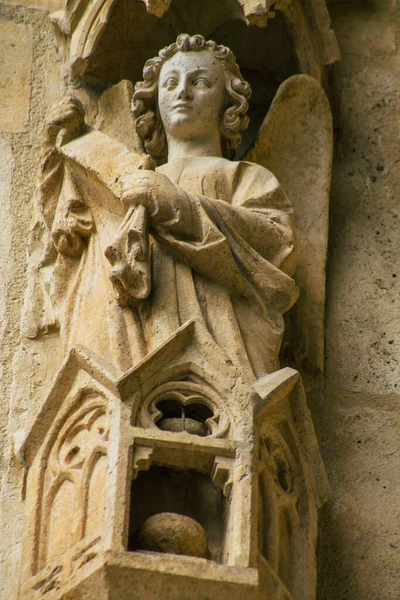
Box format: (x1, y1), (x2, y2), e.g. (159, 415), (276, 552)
(138, 380), (230, 439)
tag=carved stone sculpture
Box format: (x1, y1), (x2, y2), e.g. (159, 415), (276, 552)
(18, 22), (334, 600)
(34, 35), (298, 379)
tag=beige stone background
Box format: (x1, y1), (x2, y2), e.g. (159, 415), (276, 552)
(317, 1), (400, 598)
(0, 0), (398, 598)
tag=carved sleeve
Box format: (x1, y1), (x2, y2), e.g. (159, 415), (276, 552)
(152, 164), (298, 312)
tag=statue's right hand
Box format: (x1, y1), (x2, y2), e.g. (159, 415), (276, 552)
(44, 95), (85, 147)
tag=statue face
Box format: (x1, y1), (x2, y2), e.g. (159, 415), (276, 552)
(158, 50), (227, 143)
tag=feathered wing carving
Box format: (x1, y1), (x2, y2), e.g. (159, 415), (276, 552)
(244, 74), (333, 375)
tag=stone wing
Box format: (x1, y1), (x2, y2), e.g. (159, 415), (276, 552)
(244, 74), (333, 376)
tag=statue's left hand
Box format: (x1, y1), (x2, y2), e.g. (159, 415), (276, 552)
(121, 170), (183, 223)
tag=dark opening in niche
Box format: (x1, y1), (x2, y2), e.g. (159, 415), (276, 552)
(155, 399), (214, 437)
(128, 465), (226, 562)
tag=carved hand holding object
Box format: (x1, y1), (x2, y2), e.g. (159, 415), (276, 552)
(105, 204), (152, 306)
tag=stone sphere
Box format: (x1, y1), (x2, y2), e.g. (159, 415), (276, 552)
(137, 512), (208, 558)
(157, 417), (209, 436)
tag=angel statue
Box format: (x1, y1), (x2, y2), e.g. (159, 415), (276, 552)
(31, 33), (322, 383)
(16, 33), (333, 600)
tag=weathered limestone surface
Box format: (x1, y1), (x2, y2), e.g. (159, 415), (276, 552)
(0, 5), (66, 599)
(317, 1), (400, 599)
(0, 139), (14, 365)
(0, 19), (33, 132)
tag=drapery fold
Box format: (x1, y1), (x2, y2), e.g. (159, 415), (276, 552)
(33, 154), (298, 380)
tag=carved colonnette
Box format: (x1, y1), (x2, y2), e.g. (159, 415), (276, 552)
(16, 2), (339, 598)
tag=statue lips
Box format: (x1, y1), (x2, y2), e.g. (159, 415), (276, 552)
(172, 102), (193, 112)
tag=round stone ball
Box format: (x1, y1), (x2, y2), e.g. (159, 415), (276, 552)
(137, 512), (208, 558)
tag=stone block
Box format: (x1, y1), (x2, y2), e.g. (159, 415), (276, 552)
(0, 20), (33, 133)
(329, 0), (396, 57)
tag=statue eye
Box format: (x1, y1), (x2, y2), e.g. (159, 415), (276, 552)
(163, 77), (178, 90)
(193, 77), (210, 89)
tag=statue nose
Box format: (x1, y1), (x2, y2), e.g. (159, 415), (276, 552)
(177, 82), (193, 100)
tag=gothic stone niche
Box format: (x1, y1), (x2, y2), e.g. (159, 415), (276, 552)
(52, 0), (339, 103)
(19, 327), (329, 600)
(17, 11), (337, 600)
(129, 467), (226, 560)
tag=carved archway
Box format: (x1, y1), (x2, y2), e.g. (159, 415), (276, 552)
(52, 0), (339, 86)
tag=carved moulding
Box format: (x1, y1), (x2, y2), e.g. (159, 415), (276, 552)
(135, 369), (231, 439)
(18, 320), (329, 600)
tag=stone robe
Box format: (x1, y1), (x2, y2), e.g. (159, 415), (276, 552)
(41, 154), (298, 381)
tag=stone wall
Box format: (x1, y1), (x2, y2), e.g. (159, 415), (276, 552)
(0, 0), (398, 598)
(318, 1), (400, 598)
(0, 3), (66, 597)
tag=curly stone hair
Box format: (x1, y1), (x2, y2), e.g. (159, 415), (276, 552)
(132, 34), (251, 160)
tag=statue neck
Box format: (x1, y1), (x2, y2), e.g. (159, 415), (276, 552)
(166, 134), (223, 161)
